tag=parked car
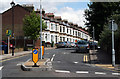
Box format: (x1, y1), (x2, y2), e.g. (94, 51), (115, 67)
(76, 40), (89, 53)
(56, 42), (66, 48)
(1, 41), (13, 49)
(1, 41), (7, 50)
(70, 42), (76, 47)
(65, 41), (71, 48)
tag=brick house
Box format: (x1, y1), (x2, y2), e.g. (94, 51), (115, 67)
(2, 4), (32, 40)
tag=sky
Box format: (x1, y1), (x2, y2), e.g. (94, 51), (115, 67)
(0, 0), (90, 27)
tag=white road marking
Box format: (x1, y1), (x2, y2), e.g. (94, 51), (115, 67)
(16, 62), (24, 66)
(55, 70), (70, 73)
(76, 71), (89, 74)
(57, 61), (61, 63)
(63, 53), (67, 54)
(74, 62), (78, 64)
(95, 72), (106, 75)
(51, 54), (55, 61)
(112, 73), (120, 75)
(0, 66), (3, 70)
(16, 64), (21, 66)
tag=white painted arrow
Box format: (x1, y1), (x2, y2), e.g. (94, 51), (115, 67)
(0, 66), (3, 70)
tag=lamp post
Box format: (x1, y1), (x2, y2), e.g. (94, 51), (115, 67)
(10, 1), (15, 56)
(40, 0), (42, 59)
(110, 19), (115, 66)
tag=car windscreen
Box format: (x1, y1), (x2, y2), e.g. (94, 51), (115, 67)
(77, 41), (87, 44)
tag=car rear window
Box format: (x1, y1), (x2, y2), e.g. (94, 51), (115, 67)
(59, 42), (64, 44)
(78, 41), (87, 44)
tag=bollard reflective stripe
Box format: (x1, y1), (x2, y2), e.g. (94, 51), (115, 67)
(42, 46), (44, 56)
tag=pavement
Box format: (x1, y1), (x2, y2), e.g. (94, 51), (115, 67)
(0, 47), (56, 61)
(89, 49), (120, 72)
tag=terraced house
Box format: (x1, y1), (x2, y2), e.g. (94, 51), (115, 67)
(43, 13), (90, 44)
(2, 4), (90, 47)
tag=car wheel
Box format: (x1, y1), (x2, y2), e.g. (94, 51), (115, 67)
(87, 50), (89, 53)
(76, 50), (78, 53)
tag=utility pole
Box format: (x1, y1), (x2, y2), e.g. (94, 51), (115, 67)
(10, 1), (15, 56)
(40, 0), (42, 59)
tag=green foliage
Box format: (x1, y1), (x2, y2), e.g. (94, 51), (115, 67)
(99, 25), (111, 52)
(84, 2), (120, 41)
(99, 14), (120, 63)
(23, 11), (47, 40)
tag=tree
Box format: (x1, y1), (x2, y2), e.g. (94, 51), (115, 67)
(23, 11), (47, 47)
(84, 2), (120, 41)
(99, 14), (120, 63)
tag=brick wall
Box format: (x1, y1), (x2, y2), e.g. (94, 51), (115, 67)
(2, 5), (30, 40)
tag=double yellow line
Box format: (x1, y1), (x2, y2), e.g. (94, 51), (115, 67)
(83, 55), (88, 63)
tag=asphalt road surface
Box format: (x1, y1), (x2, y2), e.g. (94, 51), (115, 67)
(1, 48), (120, 79)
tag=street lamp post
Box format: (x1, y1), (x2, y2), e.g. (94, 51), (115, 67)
(10, 1), (15, 56)
(40, 0), (42, 59)
(111, 19), (115, 66)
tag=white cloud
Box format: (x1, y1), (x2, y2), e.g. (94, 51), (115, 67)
(55, 7), (86, 27)
(2, 0), (90, 2)
(0, 1), (86, 27)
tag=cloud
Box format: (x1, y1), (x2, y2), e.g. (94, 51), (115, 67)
(2, 0), (90, 2)
(0, 1), (86, 27)
(55, 7), (86, 27)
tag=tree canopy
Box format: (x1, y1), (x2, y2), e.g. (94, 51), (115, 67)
(23, 11), (47, 40)
(84, 2), (120, 41)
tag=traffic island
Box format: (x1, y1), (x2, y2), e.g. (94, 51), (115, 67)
(21, 58), (52, 71)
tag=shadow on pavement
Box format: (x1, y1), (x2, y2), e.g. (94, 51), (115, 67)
(71, 51), (89, 54)
(95, 49), (112, 64)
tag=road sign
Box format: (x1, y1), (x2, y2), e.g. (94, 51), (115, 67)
(32, 48), (39, 64)
(6, 30), (12, 37)
(109, 22), (118, 31)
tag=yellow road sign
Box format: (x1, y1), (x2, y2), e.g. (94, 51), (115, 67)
(32, 48), (39, 64)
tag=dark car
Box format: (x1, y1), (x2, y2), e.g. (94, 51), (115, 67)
(89, 42), (98, 49)
(1, 41), (7, 50)
(1, 41), (13, 50)
(65, 41), (71, 48)
(56, 42), (66, 48)
(76, 40), (89, 53)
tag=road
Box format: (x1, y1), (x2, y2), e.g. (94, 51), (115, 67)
(1, 48), (120, 79)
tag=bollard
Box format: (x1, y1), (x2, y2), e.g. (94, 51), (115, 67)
(41, 46), (44, 59)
